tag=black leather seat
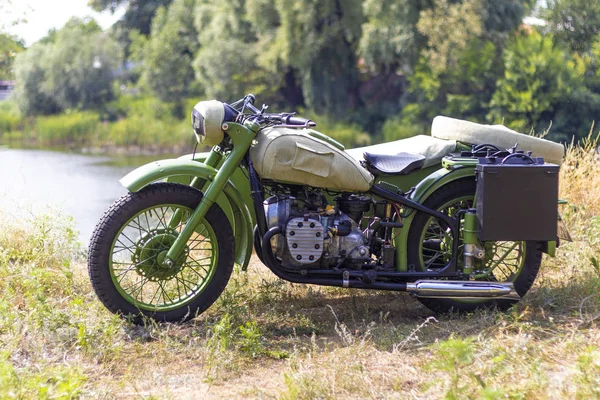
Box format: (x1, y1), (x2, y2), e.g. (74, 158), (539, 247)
(363, 152), (426, 176)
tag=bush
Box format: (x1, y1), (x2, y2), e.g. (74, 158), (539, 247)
(34, 111), (100, 145)
(382, 117), (423, 142)
(104, 115), (190, 148)
(302, 111), (371, 148)
(0, 101), (25, 137)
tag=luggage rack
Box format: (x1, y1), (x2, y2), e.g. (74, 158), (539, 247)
(442, 143), (537, 169)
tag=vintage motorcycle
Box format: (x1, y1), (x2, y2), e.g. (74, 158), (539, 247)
(88, 94), (568, 322)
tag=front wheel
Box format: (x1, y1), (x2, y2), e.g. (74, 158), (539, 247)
(406, 179), (542, 313)
(88, 183), (235, 323)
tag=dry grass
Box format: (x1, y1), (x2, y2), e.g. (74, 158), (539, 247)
(1, 133), (600, 399)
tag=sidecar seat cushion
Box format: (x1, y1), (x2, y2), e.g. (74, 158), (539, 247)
(431, 116), (565, 165)
(363, 152), (426, 176)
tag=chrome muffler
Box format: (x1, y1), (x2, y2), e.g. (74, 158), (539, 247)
(405, 280), (521, 300)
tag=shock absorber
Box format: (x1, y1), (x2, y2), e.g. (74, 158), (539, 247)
(463, 209), (484, 275)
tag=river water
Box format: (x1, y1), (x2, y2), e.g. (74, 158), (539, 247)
(0, 147), (163, 244)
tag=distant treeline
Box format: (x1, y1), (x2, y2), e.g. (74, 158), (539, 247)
(1, 0), (600, 147)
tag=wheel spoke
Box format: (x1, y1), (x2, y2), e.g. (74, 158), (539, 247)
(109, 202), (218, 312)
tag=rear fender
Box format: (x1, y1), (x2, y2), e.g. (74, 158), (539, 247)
(120, 158), (254, 269)
(393, 165), (557, 270)
(394, 166), (476, 272)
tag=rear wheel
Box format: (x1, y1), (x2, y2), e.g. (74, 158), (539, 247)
(88, 183), (234, 323)
(406, 179), (542, 313)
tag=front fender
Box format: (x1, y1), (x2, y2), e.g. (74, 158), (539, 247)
(120, 159), (254, 269)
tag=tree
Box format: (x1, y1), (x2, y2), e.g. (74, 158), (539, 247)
(90, 0), (172, 35)
(13, 44), (61, 115)
(261, 0), (365, 118)
(358, 0), (431, 75)
(192, 0), (268, 102)
(543, 0), (600, 52)
(417, 0), (484, 74)
(481, 0), (533, 42)
(488, 30), (585, 138)
(0, 33), (24, 80)
(12, 18), (122, 114)
(89, 0), (173, 50)
(134, 0), (199, 109)
(394, 0), (487, 128)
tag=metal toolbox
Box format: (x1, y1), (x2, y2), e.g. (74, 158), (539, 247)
(475, 154), (559, 241)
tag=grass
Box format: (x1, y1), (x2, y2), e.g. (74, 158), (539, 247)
(0, 134), (599, 398)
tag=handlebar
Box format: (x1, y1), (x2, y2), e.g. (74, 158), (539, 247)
(228, 94), (316, 128)
(272, 115), (316, 127)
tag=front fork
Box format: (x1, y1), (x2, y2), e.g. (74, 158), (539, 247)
(166, 150), (224, 231)
(163, 122), (257, 266)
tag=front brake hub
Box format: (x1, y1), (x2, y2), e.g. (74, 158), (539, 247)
(132, 229), (189, 281)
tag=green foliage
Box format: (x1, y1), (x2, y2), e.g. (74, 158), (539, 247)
(488, 31), (585, 135)
(359, 0), (425, 74)
(0, 207), (127, 396)
(575, 346), (600, 398)
(238, 0), (365, 117)
(206, 314), (265, 360)
(408, 38), (500, 125)
(0, 356), (86, 400)
(0, 95), (193, 150)
(135, 0), (199, 108)
(0, 101), (22, 134)
(481, 0), (531, 43)
(303, 111), (371, 147)
(12, 44), (61, 115)
(0, 33), (24, 80)
(192, 0), (275, 103)
(34, 111), (100, 145)
(381, 115), (423, 142)
(12, 18), (122, 115)
(427, 337), (475, 399)
(90, 0), (174, 53)
(417, 0), (484, 74)
(543, 0), (600, 52)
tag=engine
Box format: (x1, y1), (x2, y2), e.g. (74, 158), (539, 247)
(265, 190), (373, 268)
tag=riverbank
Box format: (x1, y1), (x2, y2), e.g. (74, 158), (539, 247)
(0, 134), (598, 398)
(0, 106), (193, 155)
(0, 98), (372, 155)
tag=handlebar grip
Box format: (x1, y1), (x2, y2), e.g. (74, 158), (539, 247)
(284, 116), (316, 127)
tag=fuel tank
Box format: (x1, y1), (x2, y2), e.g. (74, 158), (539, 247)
(250, 127), (374, 192)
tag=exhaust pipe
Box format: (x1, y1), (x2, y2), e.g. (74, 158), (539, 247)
(260, 227), (520, 300)
(406, 280), (520, 300)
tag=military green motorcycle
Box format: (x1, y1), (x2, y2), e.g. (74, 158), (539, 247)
(88, 94), (568, 322)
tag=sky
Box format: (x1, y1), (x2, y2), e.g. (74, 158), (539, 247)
(0, 0), (125, 46)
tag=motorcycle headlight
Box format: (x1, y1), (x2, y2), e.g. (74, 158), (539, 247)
(191, 100), (225, 146)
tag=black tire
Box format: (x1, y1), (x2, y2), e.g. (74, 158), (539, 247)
(88, 183), (235, 323)
(406, 179), (542, 313)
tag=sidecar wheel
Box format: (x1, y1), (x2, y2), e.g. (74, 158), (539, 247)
(88, 183), (234, 323)
(406, 179), (542, 314)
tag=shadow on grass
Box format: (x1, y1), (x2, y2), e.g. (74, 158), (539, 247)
(122, 263), (600, 358)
